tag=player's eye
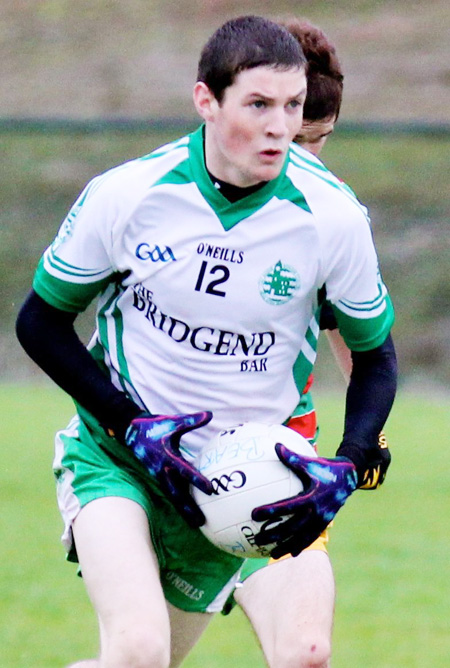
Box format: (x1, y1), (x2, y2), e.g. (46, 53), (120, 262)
(252, 100), (267, 109)
(288, 99), (302, 110)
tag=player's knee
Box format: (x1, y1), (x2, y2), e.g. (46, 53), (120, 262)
(103, 626), (170, 668)
(299, 635), (331, 668)
(268, 633), (331, 668)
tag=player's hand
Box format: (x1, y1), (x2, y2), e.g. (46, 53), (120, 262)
(357, 432), (391, 490)
(125, 412), (213, 528)
(252, 444), (358, 559)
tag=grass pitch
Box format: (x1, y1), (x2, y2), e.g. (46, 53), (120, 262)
(1, 384), (449, 667)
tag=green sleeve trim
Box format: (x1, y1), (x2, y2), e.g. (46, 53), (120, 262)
(33, 257), (112, 313)
(332, 295), (395, 351)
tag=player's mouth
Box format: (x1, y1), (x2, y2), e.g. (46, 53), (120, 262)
(259, 149), (283, 163)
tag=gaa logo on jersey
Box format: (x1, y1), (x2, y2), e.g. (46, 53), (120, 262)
(259, 260), (300, 305)
(135, 243), (176, 262)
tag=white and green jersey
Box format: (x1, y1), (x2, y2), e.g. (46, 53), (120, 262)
(33, 125), (394, 461)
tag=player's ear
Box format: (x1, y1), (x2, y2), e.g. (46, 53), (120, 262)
(193, 81), (217, 121)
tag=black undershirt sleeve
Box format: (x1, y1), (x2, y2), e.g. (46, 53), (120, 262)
(319, 301), (338, 330)
(318, 284), (397, 478)
(16, 290), (142, 442)
(336, 333), (397, 479)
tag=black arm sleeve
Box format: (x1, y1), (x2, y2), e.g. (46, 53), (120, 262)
(16, 290), (142, 442)
(336, 334), (397, 478)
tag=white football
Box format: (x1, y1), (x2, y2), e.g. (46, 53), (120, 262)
(192, 422), (317, 558)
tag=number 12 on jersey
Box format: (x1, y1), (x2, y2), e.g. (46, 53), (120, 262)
(194, 261), (230, 297)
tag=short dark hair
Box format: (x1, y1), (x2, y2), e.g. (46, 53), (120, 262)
(282, 18), (344, 121)
(197, 15), (306, 103)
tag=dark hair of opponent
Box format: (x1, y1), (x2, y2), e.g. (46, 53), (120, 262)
(283, 18), (344, 121)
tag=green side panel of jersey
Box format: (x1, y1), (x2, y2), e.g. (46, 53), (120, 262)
(291, 309), (321, 397)
(33, 257), (112, 313)
(332, 294), (395, 351)
(76, 295), (144, 450)
(304, 323), (318, 351)
(109, 300), (131, 388)
(96, 287), (136, 397)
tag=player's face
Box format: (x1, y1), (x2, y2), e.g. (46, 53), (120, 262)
(196, 65), (307, 187)
(294, 115), (337, 156)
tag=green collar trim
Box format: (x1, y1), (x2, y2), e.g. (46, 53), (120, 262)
(154, 126), (310, 229)
(189, 125), (295, 230)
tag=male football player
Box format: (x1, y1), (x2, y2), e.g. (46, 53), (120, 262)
(17, 15), (396, 668)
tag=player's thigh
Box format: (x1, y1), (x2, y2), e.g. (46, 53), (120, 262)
(167, 602), (214, 668)
(235, 551), (334, 664)
(73, 496), (170, 650)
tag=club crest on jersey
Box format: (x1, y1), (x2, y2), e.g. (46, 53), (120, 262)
(259, 261), (300, 305)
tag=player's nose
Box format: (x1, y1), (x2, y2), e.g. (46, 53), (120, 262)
(265, 107), (289, 138)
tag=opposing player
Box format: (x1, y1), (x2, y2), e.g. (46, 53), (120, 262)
(16, 15), (397, 668)
(286, 18), (391, 487)
(230, 18), (363, 660)
(284, 16), (348, 443)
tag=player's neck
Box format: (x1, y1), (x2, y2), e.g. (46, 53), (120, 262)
(206, 168), (266, 203)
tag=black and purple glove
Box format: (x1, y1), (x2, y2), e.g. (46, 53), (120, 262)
(252, 444), (358, 559)
(125, 412), (213, 528)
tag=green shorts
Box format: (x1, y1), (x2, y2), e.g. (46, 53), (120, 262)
(53, 415), (268, 613)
